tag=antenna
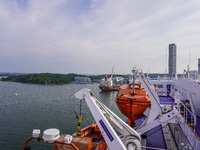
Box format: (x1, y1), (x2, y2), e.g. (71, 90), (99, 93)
(165, 47), (168, 73)
(189, 48), (191, 69)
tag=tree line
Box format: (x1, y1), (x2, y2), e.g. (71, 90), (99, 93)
(1, 73), (81, 84)
(1, 73), (127, 85)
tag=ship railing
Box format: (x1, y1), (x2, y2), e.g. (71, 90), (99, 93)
(178, 101), (200, 150)
(179, 113), (200, 150)
(170, 91), (200, 149)
(182, 89), (196, 116)
(170, 89), (196, 125)
(180, 101), (196, 131)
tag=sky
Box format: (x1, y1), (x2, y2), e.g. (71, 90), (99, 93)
(1, 0), (200, 75)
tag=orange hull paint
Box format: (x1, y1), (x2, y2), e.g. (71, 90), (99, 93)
(115, 83), (151, 121)
(24, 124), (107, 150)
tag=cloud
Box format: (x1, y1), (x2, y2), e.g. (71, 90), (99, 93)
(1, 0), (200, 74)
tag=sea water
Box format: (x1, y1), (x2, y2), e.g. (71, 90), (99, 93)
(0, 81), (125, 150)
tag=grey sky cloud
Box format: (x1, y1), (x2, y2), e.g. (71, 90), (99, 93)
(1, 0), (200, 74)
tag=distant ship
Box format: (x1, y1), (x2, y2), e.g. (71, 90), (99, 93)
(99, 66), (120, 91)
(99, 75), (120, 91)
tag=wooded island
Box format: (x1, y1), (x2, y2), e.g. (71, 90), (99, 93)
(1, 73), (127, 85)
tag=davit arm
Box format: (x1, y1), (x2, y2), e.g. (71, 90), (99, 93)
(132, 68), (184, 134)
(75, 88), (141, 150)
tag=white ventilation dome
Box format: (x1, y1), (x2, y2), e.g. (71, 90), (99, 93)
(32, 129), (40, 138)
(64, 134), (73, 144)
(42, 128), (60, 143)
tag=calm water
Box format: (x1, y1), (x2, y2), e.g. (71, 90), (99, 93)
(0, 81), (126, 150)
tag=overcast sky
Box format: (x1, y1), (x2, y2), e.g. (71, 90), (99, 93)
(1, 0), (200, 74)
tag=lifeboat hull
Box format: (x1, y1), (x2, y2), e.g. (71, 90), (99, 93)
(115, 83), (151, 121)
(23, 124), (107, 150)
(53, 124), (107, 150)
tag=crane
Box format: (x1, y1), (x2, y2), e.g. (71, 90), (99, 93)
(75, 88), (141, 150)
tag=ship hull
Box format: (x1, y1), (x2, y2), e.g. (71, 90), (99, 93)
(99, 85), (119, 91)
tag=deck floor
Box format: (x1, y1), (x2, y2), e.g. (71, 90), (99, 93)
(136, 96), (200, 149)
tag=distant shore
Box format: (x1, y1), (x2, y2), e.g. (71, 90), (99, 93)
(1, 73), (127, 85)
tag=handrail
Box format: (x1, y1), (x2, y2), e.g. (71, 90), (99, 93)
(180, 101), (196, 131)
(179, 117), (200, 150)
(170, 88), (196, 130)
(184, 120), (200, 141)
(170, 86), (196, 116)
(182, 88), (196, 115)
(23, 137), (44, 150)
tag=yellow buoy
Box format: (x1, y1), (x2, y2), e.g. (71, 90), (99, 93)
(15, 94), (18, 96)
(68, 88), (69, 90)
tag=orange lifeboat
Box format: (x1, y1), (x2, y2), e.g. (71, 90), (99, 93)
(115, 83), (151, 126)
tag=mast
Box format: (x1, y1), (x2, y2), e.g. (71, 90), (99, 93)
(110, 66), (115, 80)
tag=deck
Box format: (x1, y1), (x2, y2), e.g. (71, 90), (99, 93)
(136, 96), (200, 149)
(159, 96), (200, 137)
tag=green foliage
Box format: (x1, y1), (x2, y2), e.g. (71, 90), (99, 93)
(1, 73), (82, 85)
(1, 73), (127, 85)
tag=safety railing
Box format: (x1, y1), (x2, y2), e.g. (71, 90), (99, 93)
(170, 89), (196, 130)
(180, 101), (196, 131)
(179, 101), (200, 150)
(182, 88), (196, 115)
